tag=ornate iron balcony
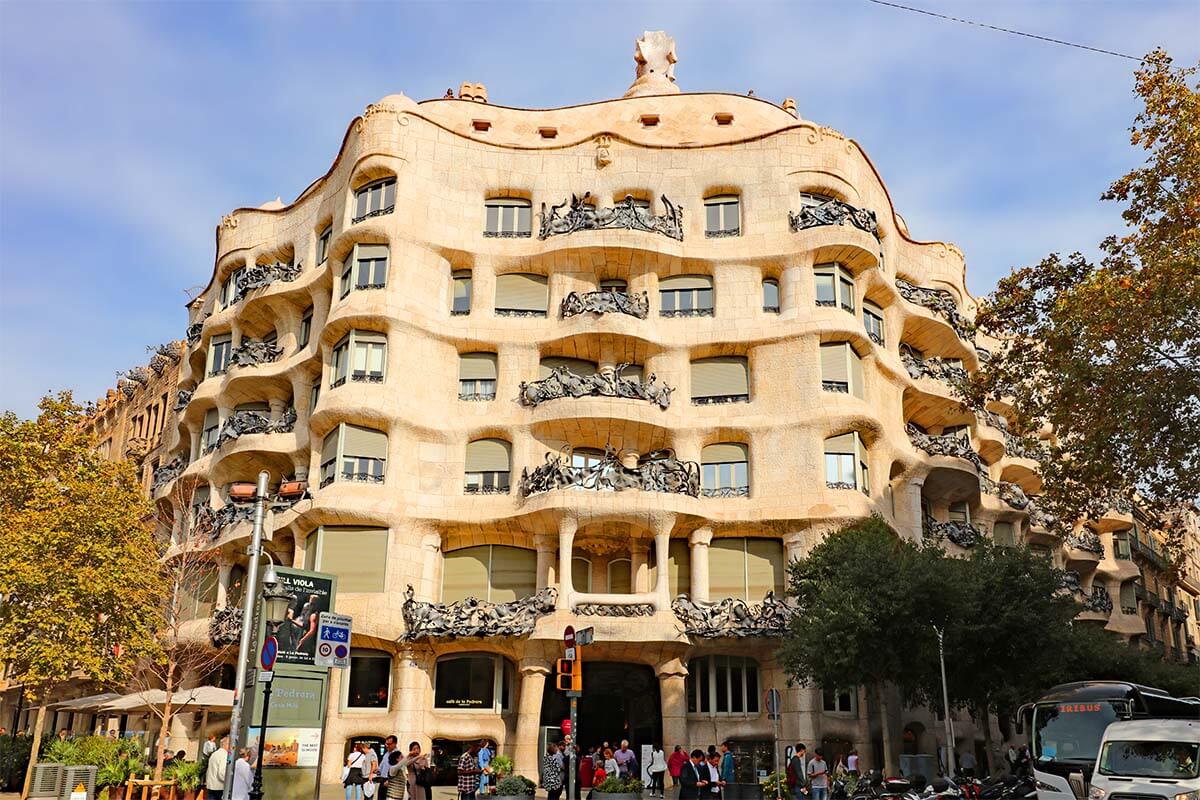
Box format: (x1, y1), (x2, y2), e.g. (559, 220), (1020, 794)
(229, 339), (283, 369)
(400, 584), (557, 640)
(867, 331), (884, 346)
(705, 227), (740, 239)
(691, 393), (748, 405)
(186, 322), (205, 346)
(1065, 531), (1104, 555)
(459, 390), (496, 402)
(173, 389), (193, 413)
(907, 424), (985, 473)
(895, 278), (975, 343)
(825, 480), (858, 492)
(901, 349), (968, 386)
(673, 592), (793, 638)
(540, 194), (683, 241)
(923, 517), (982, 548)
(701, 485), (750, 498)
(148, 341), (182, 376)
(1083, 585), (1114, 615)
(764, 304), (781, 313)
(561, 289), (650, 319)
(519, 363), (673, 409)
(496, 308), (547, 318)
(352, 205), (394, 225)
(152, 456), (186, 489)
(574, 603), (655, 617)
(209, 606), (242, 647)
(351, 372), (385, 384)
(661, 307), (714, 318)
(815, 299), (837, 308)
(235, 261), (302, 299)
(463, 484), (510, 495)
(788, 198), (880, 241)
(194, 503), (255, 540)
(215, 408), (296, 450)
(482, 229), (532, 239)
(822, 381), (849, 393)
(519, 445), (699, 497)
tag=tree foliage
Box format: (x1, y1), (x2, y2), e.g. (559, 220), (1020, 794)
(966, 50), (1200, 525)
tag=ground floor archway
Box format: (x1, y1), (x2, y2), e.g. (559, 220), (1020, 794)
(540, 661), (662, 750)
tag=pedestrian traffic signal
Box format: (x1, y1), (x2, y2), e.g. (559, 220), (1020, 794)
(556, 658), (582, 692)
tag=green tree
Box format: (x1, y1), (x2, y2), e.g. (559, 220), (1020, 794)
(0, 392), (163, 795)
(1057, 625), (1200, 697)
(966, 50), (1200, 526)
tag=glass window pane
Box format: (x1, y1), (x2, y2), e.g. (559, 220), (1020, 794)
(661, 291), (676, 312)
(730, 663), (744, 712)
(517, 205), (531, 234)
(485, 205), (499, 232)
(725, 201), (739, 230)
(706, 204), (720, 232)
(347, 654), (390, 708)
(434, 656), (496, 709)
(501, 206), (514, 232)
(697, 288), (713, 310)
(715, 660), (729, 712)
(383, 181), (396, 209)
(763, 281), (779, 308)
(745, 664), (759, 712)
(816, 275), (836, 303)
(356, 190), (368, 219)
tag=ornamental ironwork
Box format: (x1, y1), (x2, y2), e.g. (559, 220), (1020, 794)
(147, 341), (182, 376)
(186, 323), (204, 346)
(539, 193), (684, 241)
(235, 261), (302, 298)
(495, 309), (546, 318)
(209, 606), (241, 647)
(215, 407), (297, 449)
(900, 349), (967, 386)
(788, 199), (880, 241)
(1004, 430), (1045, 461)
(519, 445), (699, 498)
(152, 457), (186, 489)
(692, 394), (748, 405)
(173, 390), (193, 412)
(978, 409), (1008, 432)
(229, 338), (283, 369)
(822, 381), (849, 394)
(701, 486), (750, 498)
(705, 227), (740, 239)
(561, 289), (650, 319)
(895, 278), (975, 343)
(1066, 531), (1104, 555)
(672, 592), (793, 638)
(519, 363), (673, 409)
(660, 307), (714, 318)
(924, 517), (982, 548)
(400, 584), (557, 639)
(352, 205), (394, 225)
(1083, 585), (1114, 614)
(825, 481), (858, 492)
(206, 503), (255, 538)
(906, 424), (985, 473)
(980, 475), (1032, 511)
(573, 603), (656, 617)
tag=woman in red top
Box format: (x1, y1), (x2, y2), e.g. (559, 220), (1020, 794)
(667, 746), (688, 787)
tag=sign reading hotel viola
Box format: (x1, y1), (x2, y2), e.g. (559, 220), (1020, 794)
(272, 571), (333, 666)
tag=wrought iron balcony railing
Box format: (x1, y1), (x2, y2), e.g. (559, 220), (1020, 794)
(560, 289), (650, 319)
(185, 322), (205, 347)
(209, 606), (241, 647)
(235, 261), (302, 300)
(459, 389), (497, 402)
(705, 227), (740, 239)
(173, 389), (193, 413)
(463, 484), (510, 496)
(822, 381), (849, 394)
(400, 584), (557, 639)
(519, 446), (699, 497)
(495, 308), (547, 318)
(701, 485), (750, 498)
(691, 393), (749, 406)
(923, 516), (982, 548)
(660, 307), (714, 318)
(788, 198), (880, 241)
(672, 593), (793, 638)
(1065, 531), (1104, 555)
(228, 339), (283, 369)
(1082, 585), (1114, 615)
(895, 278), (976, 343)
(539, 194), (683, 241)
(907, 424), (986, 473)
(352, 204), (394, 225)
(214, 408), (297, 450)
(901, 349), (968, 386)
(152, 456), (187, 489)
(519, 364), (673, 409)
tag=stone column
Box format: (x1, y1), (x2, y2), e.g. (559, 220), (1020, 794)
(905, 478), (926, 542)
(631, 543), (649, 593)
(535, 534), (557, 590)
(268, 397), (286, 423)
(515, 661), (551, 777)
(690, 528), (713, 602)
(657, 658), (689, 776)
(189, 428), (202, 463)
(558, 516), (577, 609)
(783, 530), (806, 567)
(653, 524), (672, 610)
(215, 561), (233, 610)
(418, 533), (441, 602)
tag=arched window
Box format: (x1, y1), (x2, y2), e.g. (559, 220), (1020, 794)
(708, 538), (783, 600)
(701, 443), (749, 497)
(353, 178), (396, 224)
(704, 194), (741, 238)
(484, 198), (532, 238)
(464, 438), (511, 494)
(607, 558), (632, 594)
(434, 654), (514, 712)
(799, 191), (835, 209)
(442, 545), (536, 603)
(345, 648), (392, 710)
(824, 432), (869, 494)
(686, 656), (760, 715)
(814, 263), (855, 313)
(572, 557), (593, 593)
(459, 353), (498, 401)
(691, 357), (749, 404)
(762, 279), (780, 313)
(495, 273), (548, 317)
(820, 342), (864, 399)
(320, 424), (387, 487)
(660, 275), (714, 317)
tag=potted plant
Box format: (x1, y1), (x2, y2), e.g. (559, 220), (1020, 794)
(593, 775), (644, 800)
(759, 771), (787, 800)
(166, 759), (203, 800)
(494, 774), (536, 800)
(97, 752), (146, 800)
(490, 755), (514, 780)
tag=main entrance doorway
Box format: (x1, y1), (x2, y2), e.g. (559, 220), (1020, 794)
(541, 662), (662, 750)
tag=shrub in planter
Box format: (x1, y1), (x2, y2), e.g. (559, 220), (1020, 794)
(495, 774), (536, 798)
(165, 760), (204, 799)
(594, 776), (644, 798)
(490, 755), (515, 779)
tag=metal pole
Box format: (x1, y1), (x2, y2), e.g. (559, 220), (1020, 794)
(224, 470), (270, 800)
(773, 713), (782, 800)
(568, 696), (578, 800)
(248, 678), (273, 800)
(934, 626), (956, 777)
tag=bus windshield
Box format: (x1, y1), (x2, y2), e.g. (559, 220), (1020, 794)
(1099, 740), (1200, 779)
(1034, 701), (1123, 763)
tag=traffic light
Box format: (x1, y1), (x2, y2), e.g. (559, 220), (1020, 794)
(556, 658), (582, 692)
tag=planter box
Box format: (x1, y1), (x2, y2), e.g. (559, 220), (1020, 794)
(228, 482), (257, 500)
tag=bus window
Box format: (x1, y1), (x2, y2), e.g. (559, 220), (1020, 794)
(1034, 702), (1122, 763)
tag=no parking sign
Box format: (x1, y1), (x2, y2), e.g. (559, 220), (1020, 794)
(315, 612), (352, 668)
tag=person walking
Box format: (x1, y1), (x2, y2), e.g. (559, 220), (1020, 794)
(543, 742), (566, 800)
(345, 743), (372, 800)
(669, 745), (688, 790)
(202, 734), (218, 759)
(787, 744), (808, 800)
(405, 741), (431, 800)
(457, 742), (483, 800)
(377, 736), (399, 795)
(204, 736), (229, 799)
(806, 750), (828, 800)
(649, 744), (667, 798)
(719, 743), (735, 787)
(478, 740), (494, 796)
(615, 740), (637, 779)
(678, 750), (710, 800)
(846, 750), (859, 777)
(231, 747), (255, 800)
(603, 748), (618, 779)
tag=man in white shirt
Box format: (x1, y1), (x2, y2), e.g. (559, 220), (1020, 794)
(204, 737), (228, 797)
(807, 750), (829, 800)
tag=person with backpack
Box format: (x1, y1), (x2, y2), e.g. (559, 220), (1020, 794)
(786, 743), (808, 800)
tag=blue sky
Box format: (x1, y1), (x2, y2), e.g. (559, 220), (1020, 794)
(1, 0), (1197, 418)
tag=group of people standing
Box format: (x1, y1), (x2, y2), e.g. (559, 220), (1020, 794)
(786, 744), (852, 800)
(672, 743), (738, 800)
(343, 737), (432, 800)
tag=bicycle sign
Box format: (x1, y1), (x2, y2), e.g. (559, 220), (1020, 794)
(315, 612), (352, 668)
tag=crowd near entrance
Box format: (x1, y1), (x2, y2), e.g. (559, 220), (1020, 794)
(541, 662), (663, 750)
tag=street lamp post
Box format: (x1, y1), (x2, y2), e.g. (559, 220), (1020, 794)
(933, 625), (956, 777)
(248, 565), (293, 800)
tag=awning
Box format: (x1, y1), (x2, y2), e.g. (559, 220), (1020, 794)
(51, 693), (123, 711)
(100, 691), (168, 712)
(99, 687), (234, 713)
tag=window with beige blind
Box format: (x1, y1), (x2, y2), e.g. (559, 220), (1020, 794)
(459, 353), (498, 401)
(331, 330), (387, 387)
(814, 263), (855, 313)
(691, 357), (749, 404)
(441, 545), (536, 603)
(317, 225), (332, 265)
(452, 270), (472, 315)
(948, 501), (971, 523)
(201, 408), (220, 453)
(708, 538), (784, 601)
(319, 423), (387, 488)
(993, 521), (1015, 547)
(208, 334), (232, 377)
(539, 356), (598, 380)
(572, 557), (592, 593)
(353, 178), (396, 224)
(607, 559), (632, 594)
(495, 273), (548, 317)
(464, 438), (511, 494)
(483, 197), (532, 238)
(340, 243), (389, 299)
(306, 526), (388, 593)
(824, 432), (870, 494)
(704, 194), (741, 238)
(820, 342), (865, 398)
(648, 539), (692, 597)
(660, 275), (714, 317)
(863, 301), (885, 345)
(701, 443), (749, 497)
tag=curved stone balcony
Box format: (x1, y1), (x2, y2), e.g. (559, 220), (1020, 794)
(1065, 530), (1104, 567)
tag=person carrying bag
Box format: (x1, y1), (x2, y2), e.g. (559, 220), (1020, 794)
(345, 744), (370, 800)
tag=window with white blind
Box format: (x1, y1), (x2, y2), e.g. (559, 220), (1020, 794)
(704, 194), (741, 238)
(708, 538), (783, 600)
(814, 263), (855, 313)
(762, 279), (780, 313)
(660, 275), (714, 317)
(686, 655), (760, 715)
(483, 197), (533, 238)
(317, 225), (332, 265)
(353, 178), (396, 224)
(701, 443), (750, 498)
(464, 438), (511, 494)
(306, 526), (388, 592)
(691, 357), (749, 404)
(459, 353), (498, 401)
(1119, 581), (1137, 614)
(319, 423), (387, 488)
(452, 270), (472, 315)
(201, 409), (220, 454)
(572, 557), (593, 593)
(219, 267), (245, 309)
(298, 306), (313, 350)
(820, 342), (865, 398)
(441, 545), (537, 603)
(494, 273), (548, 317)
(824, 432), (870, 494)
(330, 331), (387, 387)
(539, 357), (598, 380)
(993, 521), (1015, 547)
(340, 243), (389, 298)
(607, 559), (632, 594)
(208, 334), (232, 377)
(863, 301), (885, 345)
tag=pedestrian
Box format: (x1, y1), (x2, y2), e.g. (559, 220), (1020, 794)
(847, 750), (858, 777)
(807, 750), (828, 800)
(719, 743), (735, 786)
(615, 740), (637, 779)
(1006, 745), (1018, 776)
(458, 742), (483, 800)
(678, 750), (710, 800)
(377, 736), (399, 794)
(603, 748), (618, 779)
(787, 744), (808, 800)
(57, 729), (69, 742)
(345, 743), (372, 800)
(231, 747), (255, 800)
(406, 741), (431, 800)
(205, 736), (229, 798)
(478, 739), (494, 796)
(669, 745), (688, 786)
(543, 742), (566, 800)
(202, 733), (219, 759)
(706, 753), (724, 800)
(649, 743), (667, 798)
(386, 751), (407, 800)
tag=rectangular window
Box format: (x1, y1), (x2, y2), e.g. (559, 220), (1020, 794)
(459, 353), (498, 400)
(825, 432), (869, 494)
(1115, 532), (1131, 560)
(452, 271), (472, 315)
(346, 651), (391, 709)
(340, 244), (389, 298)
(800, 192), (835, 208)
(820, 342), (864, 398)
(822, 687), (855, 713)
(483, 198), (533, 237)
(948, 501), (970, 523)
(219, 267), (245, 309)
(298, 307), (313, 350)
(435, 655), (498, 710)
(309, 382), (320, 411)
(317, 225), (332, 265)
(202, 409), (220, 453)
(208, 335), (232, 377)
(691, 357), (749, 404)
(993, 521), (1014, 547)
(311, 526), (388, 593)
(328, 331), (387, 384)
(863, 301), (885, 345)
(704, 195), (740, 237)
(1119, 581), (1137, 614)
(320, 424), (387, 487)
(762, 279), (780, 313)
(353, 179), (396, 223)
(494, 273), (548, 316)
(814, 264), (855, 313)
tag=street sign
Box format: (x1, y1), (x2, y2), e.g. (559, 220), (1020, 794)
(260, 636), (279, 671)
(765, 688), (782, 719)
(575, 626), (595, 646)
(564, 646), (576, 661)
(561, 719), (572, 735)
(257, 670), (274, 683)
(315, 612), (352, 668)
(564, 625), (575, 648)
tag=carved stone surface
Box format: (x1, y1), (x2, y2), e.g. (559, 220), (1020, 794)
(573, 603), (655, 617)
(1066, 531), (1105, 555)
(788, 199), (879, 241)
(519, 445), (699, 497)
(229, 339), (283, 369)
(625, 31), (678, 98)
(152, 456), (186, 489)
(924, 517), (982, 548)
(209, 606), (241, 647)
(215, 407), (297, 449)
(895, 278), (975, 342)
(561, 289), (650, 319)
(907, 424), (985, 473)
(400, 584), (557, 639)
(672, 592), (793, 638)
(901, 349), (967, 386)
(173, 389), (193, 412)
(235, 262), (302, 299)
(539, 194), (683, 241)
(519, 363), (673, 409)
